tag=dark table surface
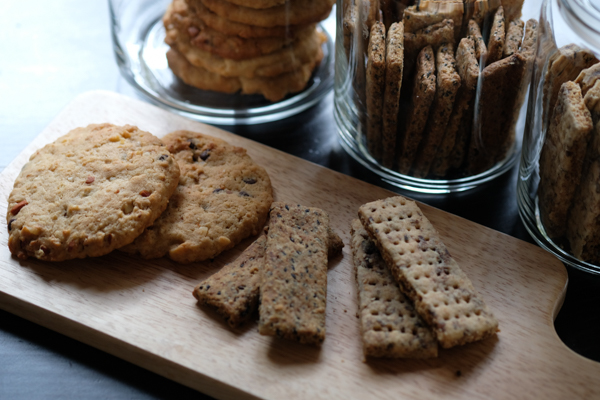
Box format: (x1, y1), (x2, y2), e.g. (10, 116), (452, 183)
(1, 2), (599, 399)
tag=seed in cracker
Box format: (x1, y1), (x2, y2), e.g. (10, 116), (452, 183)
(258, 203), (330, 345)
(486, 6), (506, 66)
(539, 81), (593, 239)
(503, 19), (524, 58)
(358, 196), (499, 348)
(397, 45), (436, 175)
(382, 22), (405, 169)
(431, 37), (479, 176)
(366, 21), (387, 161)
(351, 219), (438, 358)
(542, 44), (598, 132)
(413, 42), (461, 178)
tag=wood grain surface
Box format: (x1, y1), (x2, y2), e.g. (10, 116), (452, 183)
(0, 91), (598, 400)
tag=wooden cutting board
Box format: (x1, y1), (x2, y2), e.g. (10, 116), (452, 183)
(1, 91), (598, 400)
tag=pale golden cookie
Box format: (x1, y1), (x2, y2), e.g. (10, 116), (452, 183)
(121, 130), (273, 264)
(6, 124), (180, 261)
(198, 0), (334, 28)
(166, 47), (322, 102)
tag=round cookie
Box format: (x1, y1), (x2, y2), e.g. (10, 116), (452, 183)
(167, 46), (323, 101)
(6, 124), (181, 261)
(120, 130), (273, 264)
(197, 0), (335, 28)
(188, 0), (308, 38)
(165, 0), (313, 60)
(165, 13), (325, 78)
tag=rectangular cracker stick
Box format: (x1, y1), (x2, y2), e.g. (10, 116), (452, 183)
(538, 81), (593, 239)
(259, 203), (330, 345)
(351, 219), (438, 358)
(358, 196), (499, 348)
(431, 37), (479, 176)
(503, 19), (524, 58)
(412, 42), (461, 178)
(467, 19), (487, 63)
(542, 44), (598, 133)
(382, 22), (404, 169)
(403, 19), (455, 81)
(194, 234), (266, 328)
(194, 228), (343, 328)
(496, 18), (539, 163)
(486, 6), (506, 65)
(466, 53), (527, 175)
(567, 82), (600, 262)
(366, 21), (387, 161)
(397, 45), (437, 175)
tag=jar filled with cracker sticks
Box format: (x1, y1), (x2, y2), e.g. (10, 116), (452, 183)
(109, 0), (335, 124)
(335, 0), (540, 192)
(518, 0), (600, 274)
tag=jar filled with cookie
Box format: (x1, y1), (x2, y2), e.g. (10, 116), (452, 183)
(517, 0), (600, 274)
(335, 0), (540, 192)
(109, 0), (335, 124)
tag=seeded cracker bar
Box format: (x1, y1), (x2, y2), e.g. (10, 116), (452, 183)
(486, 6), (505, 66)
(503, 19), (524, 58)
(194, 234), (266, 327)
(467, 19), (487, 63)
(381, 22), (404, 169)
(194, 228), (343, 328)
(366, 21), (387, 161)
(398, 45), (436, 175)
(351, 220), (438, 358)
(358, 196), (499, 348)
(431, 37), (479, 176)
(539, 82), (593, 239)
(258, 203), (330, 345)
(412, 43), (461, 178)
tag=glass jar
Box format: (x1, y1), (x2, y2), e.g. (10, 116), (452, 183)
(518, 0), (600, 274)
(108, 0), (336, 125)
(335, 0), (540, 193)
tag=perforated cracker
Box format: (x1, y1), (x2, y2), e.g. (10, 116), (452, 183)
(366, 21), (387, 161)
(358, 196), (499, 348)
(351, 220), (437, 358)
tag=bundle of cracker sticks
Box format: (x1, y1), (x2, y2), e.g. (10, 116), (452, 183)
(343, 0), (538, 178)
(163, 0), (334, 101)
(351, 196), (498, 358)
(537, 50), (600, 265)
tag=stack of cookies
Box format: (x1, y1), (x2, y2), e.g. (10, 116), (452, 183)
(163, 0), (335, 102)
(6, 124), (274, 264)
(344, 0), (537, 178)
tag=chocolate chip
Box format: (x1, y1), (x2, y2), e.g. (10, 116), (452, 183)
(285, 205), (289, 210)
(243, 178), (257, 184)
(239, 191), (251, 197)
(213, 188), (223, 193)
(192, 154), (199, 162)
(158, 154), (169, 161)
(8, 218), (15, 231)
(290, 237), (295, 242)
(200, 150), (210, 161)
(188, 140), (197, 150)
